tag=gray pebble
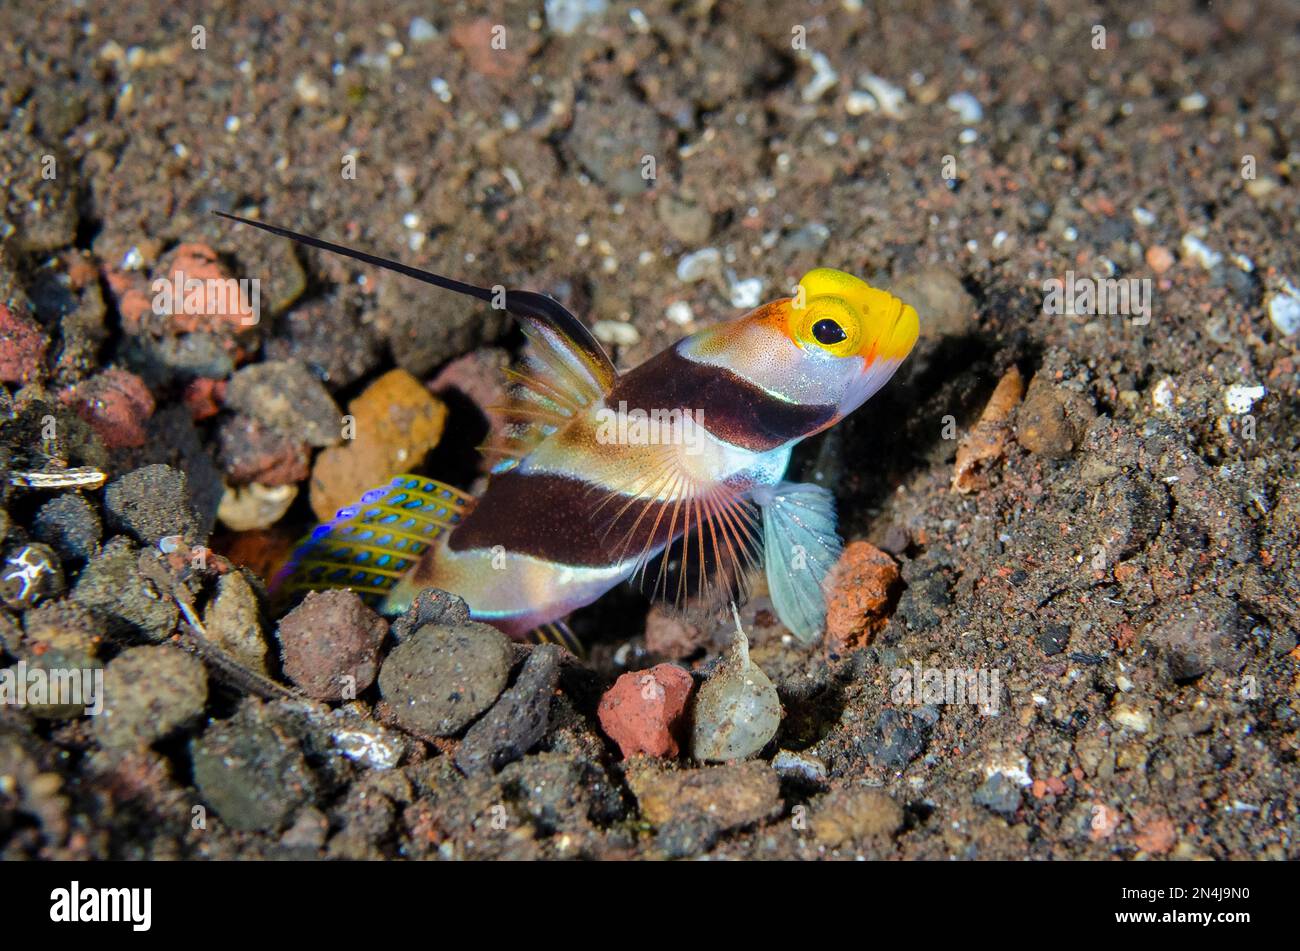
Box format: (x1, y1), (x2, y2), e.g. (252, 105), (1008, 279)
(379, 620), (512, 737)
(455, 644), (561, 775)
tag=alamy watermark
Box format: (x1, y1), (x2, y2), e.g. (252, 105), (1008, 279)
(594, 401), (706, 455)
(1042, 270), (1151, 325)
(152, 270), (260, 325)
(0, 660), (103, 715)
(891, 662), (1001, 715)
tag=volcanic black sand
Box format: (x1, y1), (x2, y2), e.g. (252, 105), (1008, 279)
(0, 1), (1296, 859)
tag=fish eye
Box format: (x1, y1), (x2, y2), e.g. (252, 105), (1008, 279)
(812, 318), (847, 346)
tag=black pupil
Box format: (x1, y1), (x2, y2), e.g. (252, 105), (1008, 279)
(812, 318), (847, 345)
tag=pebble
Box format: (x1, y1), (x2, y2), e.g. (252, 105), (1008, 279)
(33, 493), (102, 561)
(728, 276), (765, 309)
(378, 620), (512, 737)
(1109, 701), (1153, 734)
(1143, 593), (1243, 682)
(104, 464), (201, 546)
(861, 708), (930, 769)
(800, 51), (839, 103)
(264, 296), (382, 388)
(1133, 814), (1177, 855)
(225, 360), (342, 448)
(1266, 281), (1300, 336)
(0, 126), (78, 252)
(643, 604), (707, 659)
(771, 749), (829, 785)
(408, 16), (438, 42)
(591, 320), (641, 347)
(892, 266), (975, 340)
(278, 590), (387, 701)
(71, 537), (179, 641)
(597, 663), (694, 758)
(0, 302), (48, 384)
(1145, 244), (1175, 274)
(1036, 622), (1071, 656)
(656, 195), (714, 245)
(203, 570), (270, 674)
(1223, 384), (1265, 414)
(676, 248), (722, 284)
(973, 772), (1024, 816)
(218, 414), (310, 486)
(456, 644), (562, 775)
(0, 543), (65, 610)
(690, 618), (781, 761)
(61, 368), (155, 449)
(154, 243), (257, 333)
(95, 645), (207, 750)
(811, 786), (904, 846)
(309, 368), (447, 522)
(1015, 374), (1097, 457)
(190, 699), (318, 833)
(1180, 233), (1222, 271)
(545, 0), (608, 36)
(626, 759), (782, 855)
(945, 91), (983, 123)
(855, 73), (908, 118)
(824, 541), (900, 652)
(567, 83), (663, 197)
(216, 482), (297, 532)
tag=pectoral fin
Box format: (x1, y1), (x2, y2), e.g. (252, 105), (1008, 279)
(755, 481), (842, 644)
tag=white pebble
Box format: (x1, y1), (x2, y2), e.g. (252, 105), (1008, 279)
(1111, 704), (1151, 733)
(545, 0), (607, 36)
(408, 17), (438, 43)
(1224, 384), (1265, 414)
(676, 247), (722, 283)
(665, 301), (694, 325)
(293, 73), (324, 105)
(1267, 280), (1300, 336)
(1132, 206), (1156, 227)
(801, 52), (839, 103)
(1180, 233), (1222, 270)
(1152, 377), (1177, 412)
(1179, 92), (1208, 112)
(855, 73), (908, 118)
(591, 320), (640, 346)
(946, 91), (983, 123)
(728, 276), (765, 309)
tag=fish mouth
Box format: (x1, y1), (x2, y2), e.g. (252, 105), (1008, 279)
(861, 296), (920, 365)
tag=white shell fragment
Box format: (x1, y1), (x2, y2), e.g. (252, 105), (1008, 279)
(690, 606), (782, 762)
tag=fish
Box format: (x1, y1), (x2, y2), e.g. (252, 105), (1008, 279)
(217, 212), (919, 652)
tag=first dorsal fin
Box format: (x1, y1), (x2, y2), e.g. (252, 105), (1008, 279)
(214, 210), (617, 398)
(215, 212), (617, 477)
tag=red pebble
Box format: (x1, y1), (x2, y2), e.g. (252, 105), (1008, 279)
(0, 303), (49, 384)
(182, 376), (226, 421)
(597, 663), (694, 759)
(61, 368), (156, 449)
(101, 266), (154, 334)
(158, 243), (257, 333)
